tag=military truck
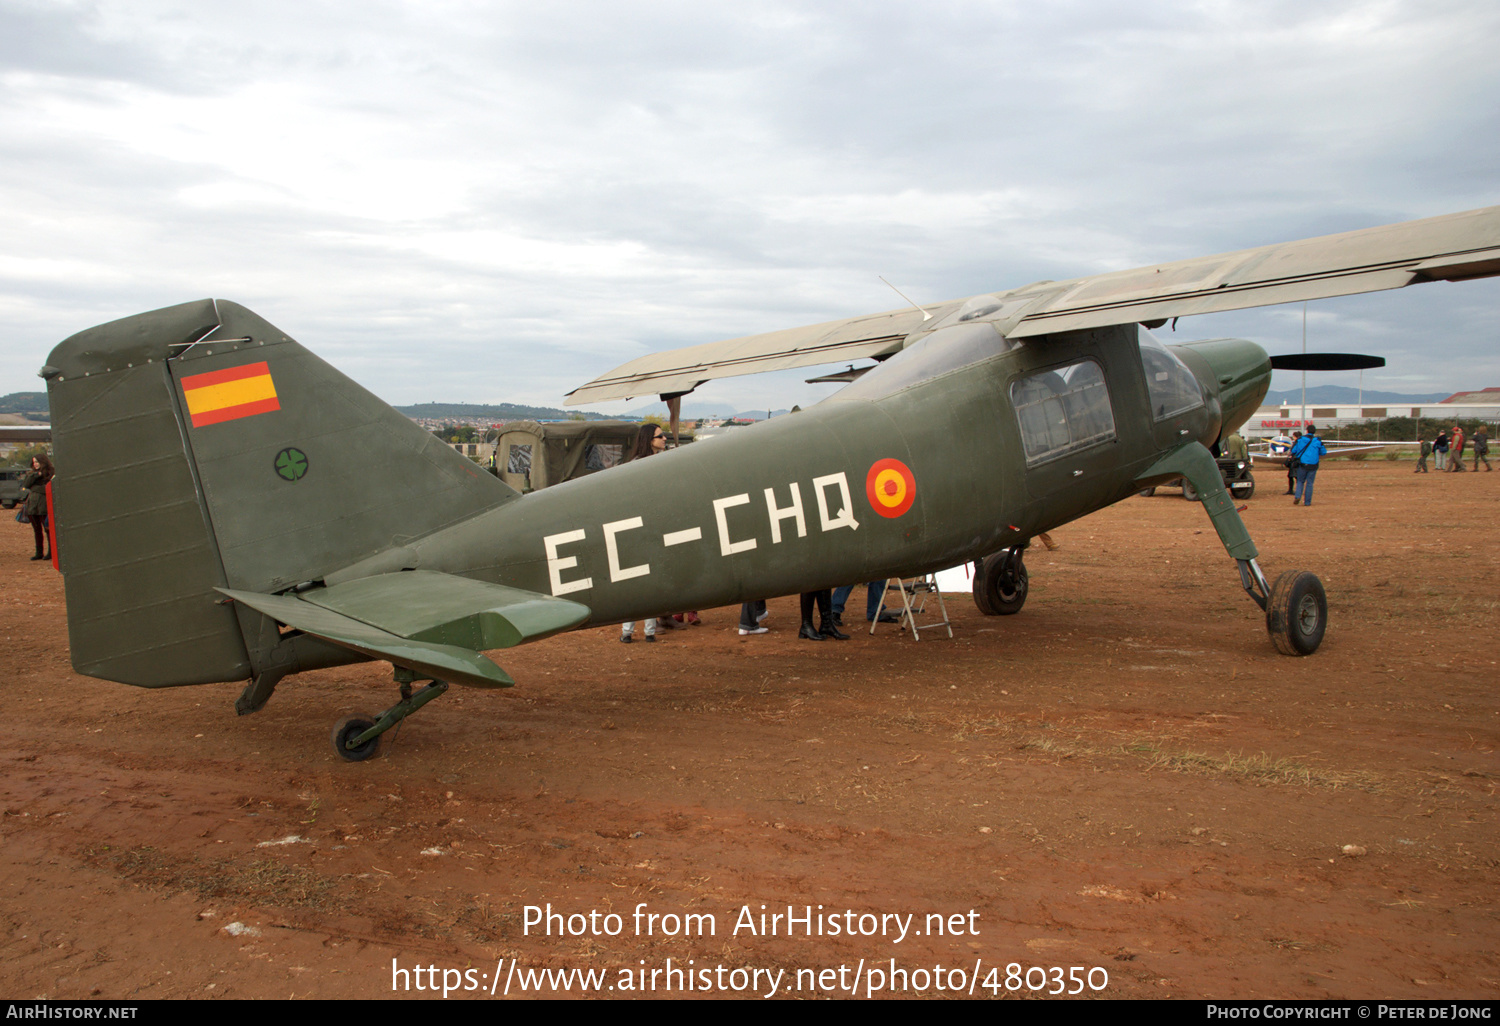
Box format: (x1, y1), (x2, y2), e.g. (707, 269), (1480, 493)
(0, 466), (26, 509)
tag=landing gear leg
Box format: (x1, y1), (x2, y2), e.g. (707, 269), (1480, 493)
(332, 668), (449, 762)
(1141, 442), (1328, 655)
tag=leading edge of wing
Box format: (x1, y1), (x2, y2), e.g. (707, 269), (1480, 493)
(563, 300), (963, 405)
(565, 205), (1500, 404)
(1007, 205), (1500, 337)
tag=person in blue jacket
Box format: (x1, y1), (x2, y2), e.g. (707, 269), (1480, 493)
(1290, 424), (1328, 506)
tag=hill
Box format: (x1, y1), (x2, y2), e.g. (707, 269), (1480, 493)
(0, 392), (49, 417)
(1263, 386), (1451, 406)
(394, 402), (609, 422)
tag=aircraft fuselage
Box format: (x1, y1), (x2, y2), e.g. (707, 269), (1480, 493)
(327, 324), (1270, 627)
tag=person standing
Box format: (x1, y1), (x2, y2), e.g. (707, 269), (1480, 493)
(798, 588), (847, 641)
(21, 454), (53, 562)
(1290, 425), (1327, 506)
(1473, 425), (1491, 471)
(738, 600), (769, 636)
(1285, 431), (1302, 495)
(1434, 429), (1449, 471)
(1224, 430), (1249, 462)
(1415, 436), (1431, 473)
(1449, 424), (1466, 472)
(620, 425), (667, 643)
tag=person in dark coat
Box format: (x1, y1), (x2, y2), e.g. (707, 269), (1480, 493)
(21, 454), (53, 561)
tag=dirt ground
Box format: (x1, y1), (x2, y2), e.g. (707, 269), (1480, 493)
(1, 458), (1496, 1001)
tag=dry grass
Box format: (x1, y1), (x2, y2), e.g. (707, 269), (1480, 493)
(85, 844), (344, 910)
(1142, 749), (1381, 791)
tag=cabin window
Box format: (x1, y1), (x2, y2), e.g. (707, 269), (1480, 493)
(1011, 359), (1116, 465)
(506, 444), (533, 475)
(1137, 329), (1203, 420)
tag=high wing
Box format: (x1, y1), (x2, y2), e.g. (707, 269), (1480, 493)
(564, 302), (962, 406)
(566, 204), (1500, 405)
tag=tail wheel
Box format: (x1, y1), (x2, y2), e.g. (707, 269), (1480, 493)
(1266, 570), (1327, 655)
(332, 715), (381, 761)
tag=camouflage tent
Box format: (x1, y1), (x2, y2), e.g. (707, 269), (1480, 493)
(488, 421), (655, 492)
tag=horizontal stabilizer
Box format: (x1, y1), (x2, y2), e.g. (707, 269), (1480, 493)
(299, 571), (592, 649)
(219, 588), (516, 689)
(219, 574), (590, 688)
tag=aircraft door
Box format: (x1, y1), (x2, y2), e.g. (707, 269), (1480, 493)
(1011, 356), (1122, 525)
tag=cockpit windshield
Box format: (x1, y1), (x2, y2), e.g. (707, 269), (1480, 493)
(1138, 328), (1204, 420)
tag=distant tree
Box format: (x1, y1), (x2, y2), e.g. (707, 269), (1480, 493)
(432, 424), (478, 444)
(5, 443), (52, 467)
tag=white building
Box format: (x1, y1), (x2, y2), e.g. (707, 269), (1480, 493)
(1243, 393), (1500, 439)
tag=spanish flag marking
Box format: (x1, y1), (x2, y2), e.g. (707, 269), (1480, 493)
(866, 457), (916, 519)
(181, 361), (280, 428)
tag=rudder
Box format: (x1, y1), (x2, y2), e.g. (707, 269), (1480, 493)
(44, 299), (517, 688)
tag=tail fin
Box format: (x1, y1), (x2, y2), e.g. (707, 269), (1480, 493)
(45, 299), (517, 687)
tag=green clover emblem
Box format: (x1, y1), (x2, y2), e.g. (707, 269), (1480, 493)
(274, 447), (308, 482)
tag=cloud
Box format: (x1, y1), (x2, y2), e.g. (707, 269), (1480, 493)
(1, 0), (1497, 408)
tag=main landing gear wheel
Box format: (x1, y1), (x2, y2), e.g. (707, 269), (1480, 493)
(332, 715), (381, 762)
(1181, 478), (1199, 502)
(1266, 570), (1327, 656)
(974, 549), (1028, 616)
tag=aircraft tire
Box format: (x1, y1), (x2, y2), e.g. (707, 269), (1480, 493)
(332, 715), (381, 762)
(1265, 570), (1327, 656)
(1181, 478), (1199, 502)
(972, 562), (997, 615)
(976, 550), (1027, 615)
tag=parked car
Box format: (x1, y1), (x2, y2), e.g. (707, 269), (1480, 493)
(1138, 456), (1254, 501)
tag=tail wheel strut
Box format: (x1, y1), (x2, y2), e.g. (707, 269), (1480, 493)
(332, 671), (449, 761)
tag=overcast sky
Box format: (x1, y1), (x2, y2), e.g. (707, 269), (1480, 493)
(3, 0), (1497, 413)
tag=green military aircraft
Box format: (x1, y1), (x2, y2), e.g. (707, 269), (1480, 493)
(42, 205), (1500, 759)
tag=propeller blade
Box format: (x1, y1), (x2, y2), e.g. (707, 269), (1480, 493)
(1269, 353), (1386, 371)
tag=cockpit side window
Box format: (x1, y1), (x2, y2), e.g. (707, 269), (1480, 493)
(1138, 328), (1204, 421)
(1010, 359), (1116, 466)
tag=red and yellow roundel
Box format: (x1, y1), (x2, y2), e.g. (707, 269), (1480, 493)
(866, 458), (916, 518)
